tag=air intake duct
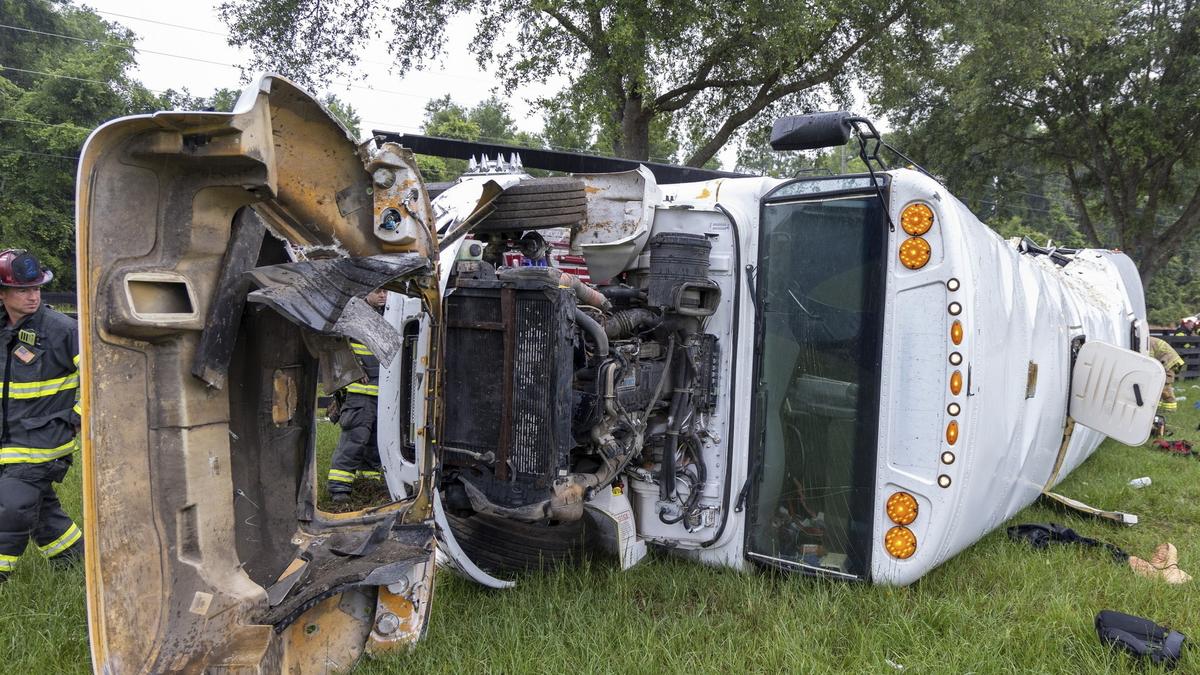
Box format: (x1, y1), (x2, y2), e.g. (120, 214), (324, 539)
(647, 232), (720, 316)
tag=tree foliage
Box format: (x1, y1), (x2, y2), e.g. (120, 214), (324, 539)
(0, 0), (163, 291)
(219, 0), (933, 165)
(874, 0), (1200, 284)
(415, 95), (545, 181)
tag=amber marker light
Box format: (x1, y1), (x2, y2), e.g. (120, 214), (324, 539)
(899, 237), (931, 269)
(950, 371), (963, 395)
(886, 492), (919, 525)
(900, 203), (934, 236)
(885, 526), (918, 559)
(946, 420), (959, 445)
(951, 320), (963, 345)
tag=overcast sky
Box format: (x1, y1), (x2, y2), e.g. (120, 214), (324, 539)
(88, 0), (560, 139)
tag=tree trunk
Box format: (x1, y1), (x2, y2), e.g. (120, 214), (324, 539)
(618, 96), (651, 161)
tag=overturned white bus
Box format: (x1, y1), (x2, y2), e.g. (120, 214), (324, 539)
(76, 76), (1163, 672)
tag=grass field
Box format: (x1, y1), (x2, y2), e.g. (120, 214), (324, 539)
(3, 398), (1199, 673)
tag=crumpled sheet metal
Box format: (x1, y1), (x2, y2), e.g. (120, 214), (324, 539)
(246, 254), (428, 367)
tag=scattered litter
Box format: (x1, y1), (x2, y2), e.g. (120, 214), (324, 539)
(1129, 543), (1192, 585)
(1128, 477), (1151, 488)
(885, 658), (905, 670)
(1152, 439), (1196, 458)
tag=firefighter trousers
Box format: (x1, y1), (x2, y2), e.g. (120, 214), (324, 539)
(328, 395), (381, 495)
(0, 456), (82, 578)
(1160, 366), (1180, 411)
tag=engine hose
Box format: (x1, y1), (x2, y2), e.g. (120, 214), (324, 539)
(644, 335), (675, 418)
(660, 350), (691, 501)
(599, 285), (645, 302)
(561, 271), (611, 310)
(574, 307), (609, 357)
(660, 391), (683, 501)
(603, 308), (661, 339)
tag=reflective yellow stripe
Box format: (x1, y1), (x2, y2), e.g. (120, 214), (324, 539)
(328, 469), (355, 484)
(1159, 401), (1178, 411)
(0, 553), (18, 572)
(73, 402), (82, 415)
(0, 439), (76, 464)
(350, 342), (373, 356)
(359, 470), (382, 480)
(39, 523), (81, 558)
(7, 372), (79, 399)
(72, 354), (80, 367)
(345, 383), (378, 396)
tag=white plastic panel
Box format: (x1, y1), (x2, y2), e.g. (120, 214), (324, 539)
(378, 294), (426, 499)
(1069, 341), (1164, 445)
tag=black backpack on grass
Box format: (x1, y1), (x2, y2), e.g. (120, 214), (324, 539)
(1095, 610), (1186, 669)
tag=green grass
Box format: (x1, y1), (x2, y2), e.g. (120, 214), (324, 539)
(4, 403), (1199, 674)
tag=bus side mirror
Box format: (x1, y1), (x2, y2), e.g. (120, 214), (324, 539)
(770, 111), (853, 151)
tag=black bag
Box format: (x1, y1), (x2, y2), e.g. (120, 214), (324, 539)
(1095, 610), (1186, 668)
(1006, 522), (1128, 564)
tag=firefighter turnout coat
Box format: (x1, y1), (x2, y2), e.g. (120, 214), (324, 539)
(0, 305), (82, 575)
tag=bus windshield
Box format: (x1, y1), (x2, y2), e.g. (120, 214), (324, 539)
(745, 189), (887, 579)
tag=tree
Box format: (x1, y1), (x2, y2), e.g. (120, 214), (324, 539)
(875, 0), (1200, 284)
(414, 95), (551, 181)
(0, 0), (164, 291)
(219, 0), (932, 165)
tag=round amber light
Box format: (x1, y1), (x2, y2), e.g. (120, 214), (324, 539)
(885, 526), (918, 559)
(901, 203), (934, 236)
(950, 370), (963, 395)
(886, 492), (919, 525)
(899, 237), (931, 270)
(946, 420), (959, 445)
(951, 320), (963, 345)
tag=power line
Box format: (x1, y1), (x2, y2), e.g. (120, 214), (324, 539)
(88, 6), (496, 84)
(0, 117), (86, 129)
(3, 24), (675, 164)
(0, 65), (169, 95)
(0, 23), (237, 69)
(0, 23), (474, 102)
(0, 148), (78, 160)
(92, 9), (227, 37)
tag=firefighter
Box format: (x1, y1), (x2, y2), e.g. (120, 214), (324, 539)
(327, 288), (387, 504)
(1150, 336), (1185, 412)
(0, 250), (82, 581)
(1174, 316), (1198, 349)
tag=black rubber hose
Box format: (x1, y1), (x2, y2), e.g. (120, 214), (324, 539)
(660, 390), (683, 501)
(574, 307), (609, 357)
(603, 308), (661, 339)
(599, 286), (645, 302)
(660, 433), (707, 525)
